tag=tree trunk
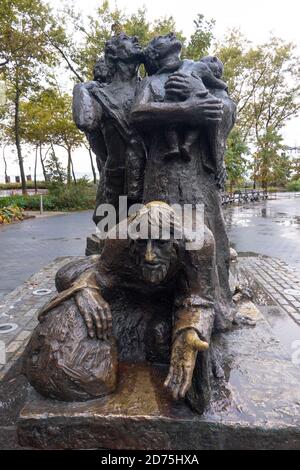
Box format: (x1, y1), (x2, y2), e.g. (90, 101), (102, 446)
(51, 142), (63, 183)
(2, 144), (8, 182)
(71, 154), (77, 185)
(34, 145), (38, 193)
(39, 144), (48, 182)
(88, 147), (97, 184)
(67, 147), (72, 185)
(14, 86), (27, 194)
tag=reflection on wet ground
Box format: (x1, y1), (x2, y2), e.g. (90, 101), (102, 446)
(225, 195), (300, 271)
(259, 305), (300, 352)
(0, 210), (94, 298)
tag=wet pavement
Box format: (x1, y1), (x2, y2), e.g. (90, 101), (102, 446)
(0, 195), (299, 298)
(224, 195), (300, 271)
(0, 211), (94, 298)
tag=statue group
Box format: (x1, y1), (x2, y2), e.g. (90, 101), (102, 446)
(23, 32), (237, 415)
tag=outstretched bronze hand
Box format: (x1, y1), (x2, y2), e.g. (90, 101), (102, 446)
(164, 329), (209, 400)
(75, 287), (112, 340)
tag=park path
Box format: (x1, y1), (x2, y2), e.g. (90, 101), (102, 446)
(225, 195), (300, 272)
(0, 211), (94, 298)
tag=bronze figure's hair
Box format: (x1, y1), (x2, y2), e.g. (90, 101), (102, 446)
(128, 201), (183, 240)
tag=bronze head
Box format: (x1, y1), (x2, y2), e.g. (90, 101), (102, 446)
(144, 32), (182, 75)
(93, 57), (113, 84)
(200, 56), (224, 79)
(104, 32), (144, 65)
(128, 201), (182, 284)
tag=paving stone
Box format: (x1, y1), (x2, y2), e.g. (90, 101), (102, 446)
(6, 341), (23, 354)
(15, 331), (31, 342)
(0, 256), (81, 381)
(239, 255), (300, 327)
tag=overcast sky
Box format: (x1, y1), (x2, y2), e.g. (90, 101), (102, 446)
(1, 0), (300, 181)
(76, 0), (300, 45)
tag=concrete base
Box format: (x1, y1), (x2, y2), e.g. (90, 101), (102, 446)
(18, 303), (300, 450)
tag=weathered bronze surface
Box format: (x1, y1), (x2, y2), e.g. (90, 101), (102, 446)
(19, 309), (300, 449)
(22, 32), (239, 420)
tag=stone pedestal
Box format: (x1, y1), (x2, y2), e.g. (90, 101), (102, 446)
(18, 303), (300, 450)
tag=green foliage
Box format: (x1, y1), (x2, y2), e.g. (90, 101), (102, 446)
(47, 178), (96, 210)
(215, 30), (300, 188)
(225, 129), (249, 189)
(183, 14), (215, 60)
(286, 179), (300, 192)
(44, 150), (66, 183)
(0, 0), (68, 193)
(17, 87), (83, 183)
(252, 129), (287, 189)
(64, 1), (186, 80)
(270, 151), (292, 187)
(19, 88), (83, 150)
(0, 181), (47, 190)
(0, 204), (23, 224)
(291, 157), (300, 180)
(0, 194), (54, 210)
(1, 1), (300, 193)
(0, 180), (96, 211)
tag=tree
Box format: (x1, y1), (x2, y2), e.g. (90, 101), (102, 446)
(83, 140), (97, 184)
(251, 132), (293, 189)
(183, 14), (215, 60)
(215, 31), (300, 189)
(19, 87), (83, 185)
(56, 1), (186, 81)
(225, 129), (249, 191)
(46, 91), (83, 185)
(291, 156), (300, 181)
(271, 151), (292, 187)
(0, 0), (62, 193)
(44, 148), (66, 184)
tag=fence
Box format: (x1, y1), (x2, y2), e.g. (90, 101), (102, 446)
(221, 189), (272, 206)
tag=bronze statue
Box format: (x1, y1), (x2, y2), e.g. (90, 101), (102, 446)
(73, 33), (146, 225)
(23, 32), (237, 415)
(132, 33), (236, 331)
(24, 202), (215, 408)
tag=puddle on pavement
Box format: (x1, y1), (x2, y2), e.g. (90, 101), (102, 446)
(225, 196), (300, 230)
(259, 306), (300, 355)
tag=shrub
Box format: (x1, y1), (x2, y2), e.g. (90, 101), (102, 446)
(0, 180), (96, 211)
(286, 179), (300, 192)
(47, 179), (96, 210)
(0, 205), (24, 224)
(0, 181), (47, 190)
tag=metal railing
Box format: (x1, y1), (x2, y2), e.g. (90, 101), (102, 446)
(221, 189), (271, 206)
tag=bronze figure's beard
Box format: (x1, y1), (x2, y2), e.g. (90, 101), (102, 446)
(141, 264), (168, 284)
